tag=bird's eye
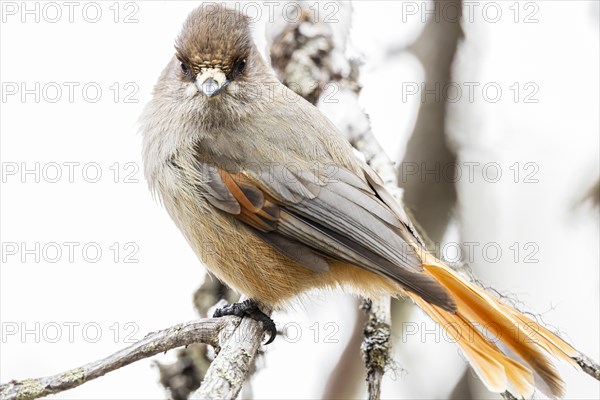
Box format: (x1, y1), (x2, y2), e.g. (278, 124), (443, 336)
(231, 59), (247, 80)
(180, 62), (190, 76)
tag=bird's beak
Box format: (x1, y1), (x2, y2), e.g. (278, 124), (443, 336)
(195, 68), (228, 97)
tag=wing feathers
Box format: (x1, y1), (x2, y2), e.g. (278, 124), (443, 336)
(197, 164), (241, 214)
(194, 163), (455, 311)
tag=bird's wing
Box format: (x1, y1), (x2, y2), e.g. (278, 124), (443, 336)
(361, 164), (427, 247)
(195, 161), (455, 311)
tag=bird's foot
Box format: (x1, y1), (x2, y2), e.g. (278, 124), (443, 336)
(213, 299), (276, 344)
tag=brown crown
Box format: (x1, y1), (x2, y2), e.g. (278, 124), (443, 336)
(175, 4), (252, 74)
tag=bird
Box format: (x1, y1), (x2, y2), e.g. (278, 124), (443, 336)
(140, 4), (580, 398)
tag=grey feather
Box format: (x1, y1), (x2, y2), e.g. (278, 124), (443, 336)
(277, 211), (455, 311)
(198, 164), (240, 214)
(290, 179), (423, 272)
(250, 165), (318, 203)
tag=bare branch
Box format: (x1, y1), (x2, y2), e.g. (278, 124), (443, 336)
(360, 297), (392, 400)
(574, 354), (600, 382)
(0, 318), (240, 400)
(156, 275), (241, 399)
(190, 308), (270, 399)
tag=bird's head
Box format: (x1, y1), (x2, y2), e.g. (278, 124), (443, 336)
(173, 4), (266, 102)
(143, 3), (281, 138)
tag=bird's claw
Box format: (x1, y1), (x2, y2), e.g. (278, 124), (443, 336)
(213, 299), (277, 344)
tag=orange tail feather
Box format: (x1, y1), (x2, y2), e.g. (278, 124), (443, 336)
(408, 252), (579, 398)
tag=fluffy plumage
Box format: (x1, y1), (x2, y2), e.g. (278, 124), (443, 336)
(140, 4), (579, 398)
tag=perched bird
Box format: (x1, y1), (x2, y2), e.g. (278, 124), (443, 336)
(141, 4), (579, 398)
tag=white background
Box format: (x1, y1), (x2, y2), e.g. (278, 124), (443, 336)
(1, 1), (598, 399)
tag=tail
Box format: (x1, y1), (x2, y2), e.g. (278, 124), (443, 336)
(407, 252), (579, 398)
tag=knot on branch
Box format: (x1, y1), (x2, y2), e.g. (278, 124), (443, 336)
(360, 300), (392, 373)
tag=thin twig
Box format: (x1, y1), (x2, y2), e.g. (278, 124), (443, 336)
(574, 354), (600, 382)
(0, 318), (240, 400)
